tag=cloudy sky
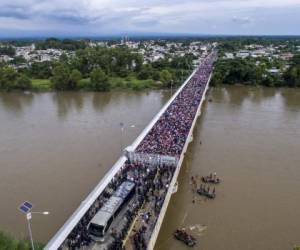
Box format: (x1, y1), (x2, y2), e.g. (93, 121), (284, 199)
(0, 0), (300, 37)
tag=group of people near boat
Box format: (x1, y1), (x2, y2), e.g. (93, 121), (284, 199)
(197, 184), (216, 199)
(58, 52), (217, 250)
(202, 172), (221, 184)
(190, 172), (221, 201)
(174, 172), (221, 247)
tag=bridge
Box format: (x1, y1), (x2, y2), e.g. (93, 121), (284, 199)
(44, 51), (217, 250)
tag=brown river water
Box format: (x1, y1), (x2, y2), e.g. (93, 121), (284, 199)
(0, 86), (299, 249)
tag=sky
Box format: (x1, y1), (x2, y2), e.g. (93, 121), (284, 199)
(0, 0), (300, 37)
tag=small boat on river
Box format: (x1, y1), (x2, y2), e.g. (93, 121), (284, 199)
(174, 229), (197, 247)
(197, 185), (216, 199)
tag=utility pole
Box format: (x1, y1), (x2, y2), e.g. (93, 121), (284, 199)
(26, 213), (35, 250)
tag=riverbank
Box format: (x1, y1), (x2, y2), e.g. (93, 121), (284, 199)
(7, 77), (300, 93)
(30, 76), (159, 91)
(0, 230), (43, 250)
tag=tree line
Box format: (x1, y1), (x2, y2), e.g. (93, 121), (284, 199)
(211, 54), (300, 87)
(35, 38), (87, 51)
(0, 67), (31, 91)
(0, 46), (16, 57)
(1, 46), (194, 91)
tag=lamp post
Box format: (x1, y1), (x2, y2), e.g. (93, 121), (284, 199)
(26, 212), (34, 250)
(18, 201), (49, 250)
(119, 123), (141, 153)
(26, 211), (50, 250)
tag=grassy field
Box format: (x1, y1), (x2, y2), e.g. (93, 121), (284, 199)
(109, 76), (159, 90)
(31, 79), (52, 91)
(30, 76), (160, 91)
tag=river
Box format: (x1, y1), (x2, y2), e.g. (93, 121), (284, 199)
(0, 90), (171, 242)
(156, 86), (300, 250)
(0, 86), (299, 249)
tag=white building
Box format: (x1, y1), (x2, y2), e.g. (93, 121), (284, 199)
(236, 50), (250, 58)
(224, 53), (234, 59)
(0, 55), (14, 62)
(267, 68), (280, 75)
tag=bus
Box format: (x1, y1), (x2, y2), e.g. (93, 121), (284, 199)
(88, 180), (135, 241)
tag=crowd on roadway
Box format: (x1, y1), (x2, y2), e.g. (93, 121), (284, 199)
(59, 52), (217, 250)
(136, 53), (216, 157)
(60, 159), (175, 250)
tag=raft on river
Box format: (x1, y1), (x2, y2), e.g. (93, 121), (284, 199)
(197, 185), (216, 199)
(174, 229), (197, 247)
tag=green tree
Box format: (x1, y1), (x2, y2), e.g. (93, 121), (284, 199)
(69, 69), (82, 89)
(16, 74), (32, 90)
(51, 64), (70, 90)
(160, 69), (172, 87)
(0, 46), (15, 56)
(134, 54), (143, 72)
(0, 67), (18, 91)
(211, 71), (225, 86)
(138, 65), (153, 80)
(12, 56), (26, 65)
(152, 70), (161, 81)
(284, 67), (300, 87)
(30, 62), (52, 79)
(59, 53), (69, 63)
(292, 54), (300, 66)
(90, 67), (110, 91)
(35, 38), (86, 50)
(282, 54), (300, 87)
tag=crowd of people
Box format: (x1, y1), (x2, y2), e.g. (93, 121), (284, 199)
(60, 159), (173, 250)
(106, 161), (159, 250)
(136, 52), (216, 157)
(59, 52), (217, 250)
(127, 52), (217, 249)
(132, 226), (147, 250)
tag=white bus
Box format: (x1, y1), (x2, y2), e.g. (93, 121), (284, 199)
(88, 181), (135, 241)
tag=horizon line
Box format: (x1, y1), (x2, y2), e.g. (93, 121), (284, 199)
(1, 33), (300, 41)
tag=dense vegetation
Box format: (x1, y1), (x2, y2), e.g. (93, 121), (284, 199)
(1, 37), (300, 91)
(0, 67), (32, 91)
(213, 37), (300, 54)
(35, 38), (87, 51)
(0, 231), (43, 250)
(0, 46), (16, 56)
(284, 55), (300, 87)
(211, 54), (300, 87)
(0, 45), (194, 91)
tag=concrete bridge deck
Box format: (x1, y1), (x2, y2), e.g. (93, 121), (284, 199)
(44, 51), (217, 250)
